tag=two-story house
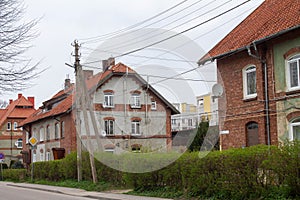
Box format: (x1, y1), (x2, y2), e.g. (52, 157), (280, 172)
(199, 0), (300, 149)
(0, 94), (35, 166)
(21, 63), (179, 164)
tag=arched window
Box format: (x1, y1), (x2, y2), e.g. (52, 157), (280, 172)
(290, 118), (300, 141)
(246, 122), (259, 146)
(243, 65), (257, 98)
(286, 54), (300, 90)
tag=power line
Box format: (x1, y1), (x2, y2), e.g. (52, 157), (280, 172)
(80, 3), (257, 67)
(85, 0), (216, 50)
(115, 0), (251, 58)
(79, 0), (189, 43)
(81, 47), (198, 64)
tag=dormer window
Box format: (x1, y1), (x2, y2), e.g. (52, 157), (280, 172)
(103, 91), (114, 108)
(131, 93), (141, 108)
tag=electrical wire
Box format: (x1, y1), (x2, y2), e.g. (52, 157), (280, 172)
(79, 0), (189, 43)
(85, 0), (218, 50)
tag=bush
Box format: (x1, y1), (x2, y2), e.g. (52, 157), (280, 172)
(3, 169), (28, 181)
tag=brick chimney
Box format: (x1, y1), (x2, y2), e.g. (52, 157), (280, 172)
(102, 57), (115, 72)
(9, 99), (13, 104)
(27, 97), (35, 107)
(18, 93), (22, 99)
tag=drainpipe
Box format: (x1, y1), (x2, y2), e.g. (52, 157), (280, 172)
(247, 43), (271, 146)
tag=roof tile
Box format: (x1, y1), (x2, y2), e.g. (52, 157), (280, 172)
(202, 0), (300, 61)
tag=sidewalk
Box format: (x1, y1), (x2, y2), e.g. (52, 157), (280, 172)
(4, 182), (173, 200)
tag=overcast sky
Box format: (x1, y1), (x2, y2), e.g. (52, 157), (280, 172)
(2, 0), (264, 107)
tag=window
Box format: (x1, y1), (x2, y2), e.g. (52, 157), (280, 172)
(243, 65), (257, 98)
(26, 131), (29, 144)
(40, 153), (44, 161)
(171, 119), (176, 125)
(188, 119), (193, 127)
(103, 93), (114, 107)
(55, 123), (60, 139)
(131, 120), (141, 135)
(290, 118), (300, 141)
(131, 144), (141, 153)
(151, 101), (157, 110)
(15, 138), (22, 148)
(287, 54), (300, 90)
(46, 151), (51, 161)
(14, 122), (18, 130)
(104, 119), (114, 135)
(39, 127), (44, 142)
(61, 121), (65, 138)
(46, 125), (50, 141)
(131, 93), (141, 108)
(7, 122), (11, 130)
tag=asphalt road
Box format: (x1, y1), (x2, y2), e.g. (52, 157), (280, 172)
(0, 182), (92, 200)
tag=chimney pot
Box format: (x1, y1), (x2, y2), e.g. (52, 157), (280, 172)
(18, 93), (22, 99)
(64, 77), (71, 90)
(9, 99), (13, 104)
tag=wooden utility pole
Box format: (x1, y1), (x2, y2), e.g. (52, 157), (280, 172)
(73, 40), (98, 183)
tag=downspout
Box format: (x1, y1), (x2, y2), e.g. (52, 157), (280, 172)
(247, 43), (271, 146)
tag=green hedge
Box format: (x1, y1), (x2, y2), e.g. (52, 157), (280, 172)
(2, 169), (28, 181)
(6, 141), (299, 199)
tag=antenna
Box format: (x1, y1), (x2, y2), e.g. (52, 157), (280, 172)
(212, 83), (224, 102)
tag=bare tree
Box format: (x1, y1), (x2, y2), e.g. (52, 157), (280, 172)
(0, 0), (41, 93)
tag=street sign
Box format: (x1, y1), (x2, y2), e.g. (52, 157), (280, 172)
(29, 136), (38, 146)
(0, 153), (4, 160)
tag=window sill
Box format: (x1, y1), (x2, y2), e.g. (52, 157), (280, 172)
(103, 105), (114, 108)
(130, 106), (141, 109)
(286, 89), (300, 95)
(243, 96), (257, 102)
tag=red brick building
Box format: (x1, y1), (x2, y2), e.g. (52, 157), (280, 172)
(0, 94), (35, 166)
(199, 0), (300, 149)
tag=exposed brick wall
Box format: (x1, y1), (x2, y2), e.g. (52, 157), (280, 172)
(217, 49), (278, 149)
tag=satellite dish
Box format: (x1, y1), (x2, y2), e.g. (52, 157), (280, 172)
(101, 130), (106, 136)
(212, 83), (224, 97)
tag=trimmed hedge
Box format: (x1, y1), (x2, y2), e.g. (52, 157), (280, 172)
(2, 169), (28, 181)
(5, 141), (299, 199)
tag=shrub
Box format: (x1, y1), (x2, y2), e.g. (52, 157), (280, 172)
(3, 169), (28, 181)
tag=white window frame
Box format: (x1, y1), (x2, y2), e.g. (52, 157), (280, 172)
(151, 101), (157, 110)
(39, 127), (44, 142)
(103, 93), (114, 108)
(55, 123), (60, 139)
(40, 152), (44, 161)
(61, 121), (65, 138)
(46, 152), (51, 161)
(104, 120), (114, 135)
(131, 94), (141, 108)
(15, 138), (22, 148)
(286, 54), (300, 91)
(26, 131), (29, 144)
(46, 125), (50, 141)
(289, 119), (300, 141)
(7, 122), (11, 130)
(131, 121), (141, 135)
(243, 65), (257, 99)
(14, 122), (18, 130)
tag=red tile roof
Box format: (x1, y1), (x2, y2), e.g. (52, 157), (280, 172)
(21, 62), (179, 126)
(0, 95), (36, 126)
(200, 0), (300, 62)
